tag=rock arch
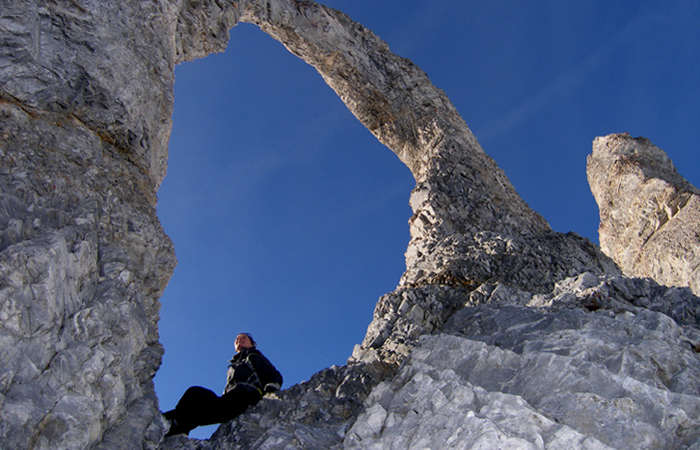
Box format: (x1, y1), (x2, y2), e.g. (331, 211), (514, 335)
(228, 0), (618, 364)
(3, 1), (698, 449)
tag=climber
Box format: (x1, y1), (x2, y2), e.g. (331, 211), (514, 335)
(163, 332), (283, 437)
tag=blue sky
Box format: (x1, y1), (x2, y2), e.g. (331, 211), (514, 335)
(153, 1), (700, 438)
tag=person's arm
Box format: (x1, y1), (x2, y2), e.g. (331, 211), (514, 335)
(252, 352), (283, 393)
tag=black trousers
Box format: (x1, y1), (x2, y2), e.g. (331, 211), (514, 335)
(164, 385), (261, 436)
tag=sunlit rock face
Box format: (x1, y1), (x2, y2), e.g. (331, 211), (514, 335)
(588, 133), (700, 296)
(2, 0), (700, 449)
(163, 273), (700, 450)
(0, 1), (180, 448)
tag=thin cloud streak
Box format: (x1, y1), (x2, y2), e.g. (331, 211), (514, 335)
(476, 11), (661, 143)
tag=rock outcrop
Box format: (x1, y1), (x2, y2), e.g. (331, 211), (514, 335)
(1, 2), (179, 448)
(1, 1), (700, 449)
(588, 133), (700, 296)
(164, 272), (700, 450)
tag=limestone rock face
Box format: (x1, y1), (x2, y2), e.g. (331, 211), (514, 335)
(162, 273), (700, 450)
(587, 133), (700, 296)
(0, 1), (180, 448)
(350, 310), (700, 450)
(2, 0), (700, 449)
(0, 101), (177, 450)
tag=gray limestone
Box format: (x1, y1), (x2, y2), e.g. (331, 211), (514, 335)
(587, 133), (700, 296)
(1, 2), (176, 448)
(1, 0), (700, 449)
(160, 274), (700, 450)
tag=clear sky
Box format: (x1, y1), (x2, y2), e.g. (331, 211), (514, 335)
(153, 1), (700, 439)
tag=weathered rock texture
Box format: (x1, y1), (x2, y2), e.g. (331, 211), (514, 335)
(2, 1), (700, 449)
(588, 133), (700, 296)
(0, 1), (183, 449)
(163, 272), (700, 450)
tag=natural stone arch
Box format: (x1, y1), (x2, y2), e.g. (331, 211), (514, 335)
(0, 0), (626, 448)
(168, 0), (620, 371)
(220, 1), (619, 363)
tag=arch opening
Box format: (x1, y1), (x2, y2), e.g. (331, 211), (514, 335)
(153, 23), (413, 439)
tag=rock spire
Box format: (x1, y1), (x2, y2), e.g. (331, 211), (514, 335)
(588, 133), (700, 296)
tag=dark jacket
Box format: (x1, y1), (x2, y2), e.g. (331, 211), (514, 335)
(224, 347), (283, 395)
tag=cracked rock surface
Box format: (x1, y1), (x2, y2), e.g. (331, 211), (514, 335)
(2, 1), (700, 449)
(588, 133), (700, 296)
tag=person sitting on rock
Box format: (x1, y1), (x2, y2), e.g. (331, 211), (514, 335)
(163, 332), (283, 437)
